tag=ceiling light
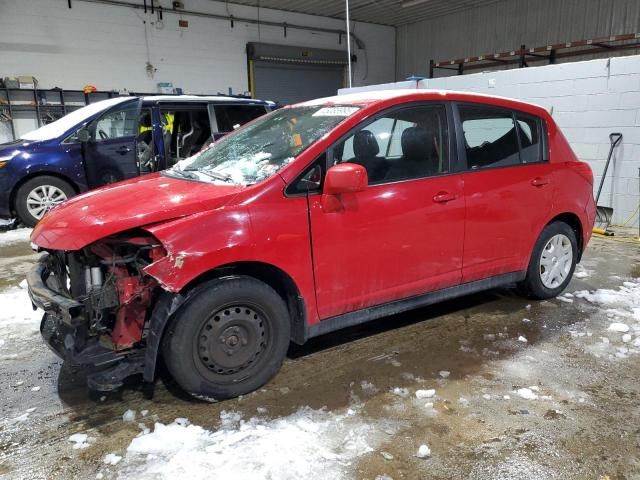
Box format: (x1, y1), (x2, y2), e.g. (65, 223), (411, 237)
(401, 0), (430, 7)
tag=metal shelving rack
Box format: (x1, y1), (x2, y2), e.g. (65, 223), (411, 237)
(0, 88), (121, 141)
(429, 32), (640, 78)
(0, 87), (176, 142)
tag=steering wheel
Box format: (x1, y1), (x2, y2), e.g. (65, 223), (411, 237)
(98, 129), (109, 140)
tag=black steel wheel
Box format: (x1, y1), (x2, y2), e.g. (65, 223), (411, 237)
(194, 305), (267, 379)
(162, 276), (291, 401)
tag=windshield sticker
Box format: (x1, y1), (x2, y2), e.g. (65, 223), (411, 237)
(312, 107), (359, 117)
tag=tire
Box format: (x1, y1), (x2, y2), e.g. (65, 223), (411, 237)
(518, 221), (578, 299)
(15, 176), (75, 227)
(162, 276), (291, 401)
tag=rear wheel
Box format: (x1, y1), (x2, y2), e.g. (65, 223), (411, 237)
(162, 276), (291, 401)
(15, 176), (75, 227)
(518, 222), (578, 299)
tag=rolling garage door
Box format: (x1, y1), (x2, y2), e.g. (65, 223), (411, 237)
(247, 42), (348, 105)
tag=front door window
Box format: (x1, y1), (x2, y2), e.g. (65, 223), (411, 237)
(83, 100), (141, 188)
(334, 105), (449, 184)
(93, 104), (138, 141)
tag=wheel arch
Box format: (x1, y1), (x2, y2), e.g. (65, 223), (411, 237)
(10, 171), (80, 215)
(181, 261), (308, 345)
(546, 212), (584, 261)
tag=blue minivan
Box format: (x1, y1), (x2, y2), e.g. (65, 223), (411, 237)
(0, 95), (272, 226)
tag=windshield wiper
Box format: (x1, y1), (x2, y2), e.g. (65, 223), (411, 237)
(184, 168), (234, 183)
(169, 168), (199, 180)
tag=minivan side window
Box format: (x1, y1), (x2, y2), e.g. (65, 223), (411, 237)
(160, 106), (211, 165)
(459, 106), (520, 170)
(214, 105), (269, 133)
(516, 112), (544, 164)
(334, 105), (449, 184)
(93, 104), (138, 141)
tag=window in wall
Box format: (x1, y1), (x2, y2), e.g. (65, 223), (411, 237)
(459, 106), (520, 169)
(334, 105), (449, 184)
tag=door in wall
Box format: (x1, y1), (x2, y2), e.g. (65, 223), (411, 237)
(247, 43), (349, 106)
(253, 62), (345, 105)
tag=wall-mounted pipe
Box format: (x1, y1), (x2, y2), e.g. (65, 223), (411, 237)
(74, 0), (366, 49)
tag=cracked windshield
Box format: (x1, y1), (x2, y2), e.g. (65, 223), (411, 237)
(168, 105), (361, 185)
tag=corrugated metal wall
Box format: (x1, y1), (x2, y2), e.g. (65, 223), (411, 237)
(396, 0), (640, 79)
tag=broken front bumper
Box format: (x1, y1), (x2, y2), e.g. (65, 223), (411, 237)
(27, 255), (145, 390)
(27, 255), (84, 326)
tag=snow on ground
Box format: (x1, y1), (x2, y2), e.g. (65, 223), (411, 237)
(573, 264), (593, 279)
(0, 228), (32, 247)
(571, 279), (640, 359)
(115, 408), (385, 480)
(0, 286), (42, 360)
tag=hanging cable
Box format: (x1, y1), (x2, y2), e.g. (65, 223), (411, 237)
(345, 0), (352, 88)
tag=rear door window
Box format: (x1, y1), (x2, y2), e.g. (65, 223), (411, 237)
(459, 106), (520, 169)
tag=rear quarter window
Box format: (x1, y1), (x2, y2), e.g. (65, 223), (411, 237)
(515, 112), (545, 164)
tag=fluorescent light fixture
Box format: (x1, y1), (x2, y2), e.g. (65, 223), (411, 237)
(402, 0), (429, 7)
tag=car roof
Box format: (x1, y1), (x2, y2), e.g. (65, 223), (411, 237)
(142, 95), (272, 105)
(299, 89), (549, 117)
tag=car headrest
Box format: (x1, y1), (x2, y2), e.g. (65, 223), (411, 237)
(401, 126), (431, 161)
(353, 130), (380, 158)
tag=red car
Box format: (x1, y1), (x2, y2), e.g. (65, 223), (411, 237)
(28, 90), (596, 400)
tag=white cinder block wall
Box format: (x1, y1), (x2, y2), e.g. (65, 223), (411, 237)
(0, 0), (395, 94)
(422, 56), (640, 228)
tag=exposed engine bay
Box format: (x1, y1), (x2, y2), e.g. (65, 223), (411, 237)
(30, 231), (169, 392)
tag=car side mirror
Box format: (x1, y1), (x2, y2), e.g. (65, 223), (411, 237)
(77, 128), (90, 143)
(321, 163), (368, 213)
(324, 163), (368, 195)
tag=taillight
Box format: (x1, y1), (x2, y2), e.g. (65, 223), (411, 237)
(573, 161), (594, 186)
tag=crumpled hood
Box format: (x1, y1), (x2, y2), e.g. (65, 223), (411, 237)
(31, 173), (244, 250)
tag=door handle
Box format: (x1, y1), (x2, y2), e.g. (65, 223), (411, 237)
(433, 191), (458, 203)
(115, 146), (132, 155)
(531, 177), (550, 187)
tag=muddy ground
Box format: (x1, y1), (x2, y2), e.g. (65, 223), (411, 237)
(1, 231), (639, 479)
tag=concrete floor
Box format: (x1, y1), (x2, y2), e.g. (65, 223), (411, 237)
(0, 230), (639, 479)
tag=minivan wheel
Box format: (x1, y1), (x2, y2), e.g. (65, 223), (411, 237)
(15, 176), (75, 227)
(518, 222), (578, 299)
(162, 276), (291, 401)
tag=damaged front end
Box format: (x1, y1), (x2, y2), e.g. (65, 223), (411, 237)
(27, 231), (168, 392)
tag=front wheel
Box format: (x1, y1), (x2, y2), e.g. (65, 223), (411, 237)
(162, 276), (291, 401)
(518, 222), (578, 299)
(15, 176), (75, 227)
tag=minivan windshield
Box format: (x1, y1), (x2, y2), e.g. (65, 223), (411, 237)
(21, 97), (133, 142)
(166, 105), (361, 185)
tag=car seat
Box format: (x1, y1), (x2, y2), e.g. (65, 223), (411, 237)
(352, 130), (390, 182)
(386, 126), (436, 181)
(179, 115), (203, 159)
